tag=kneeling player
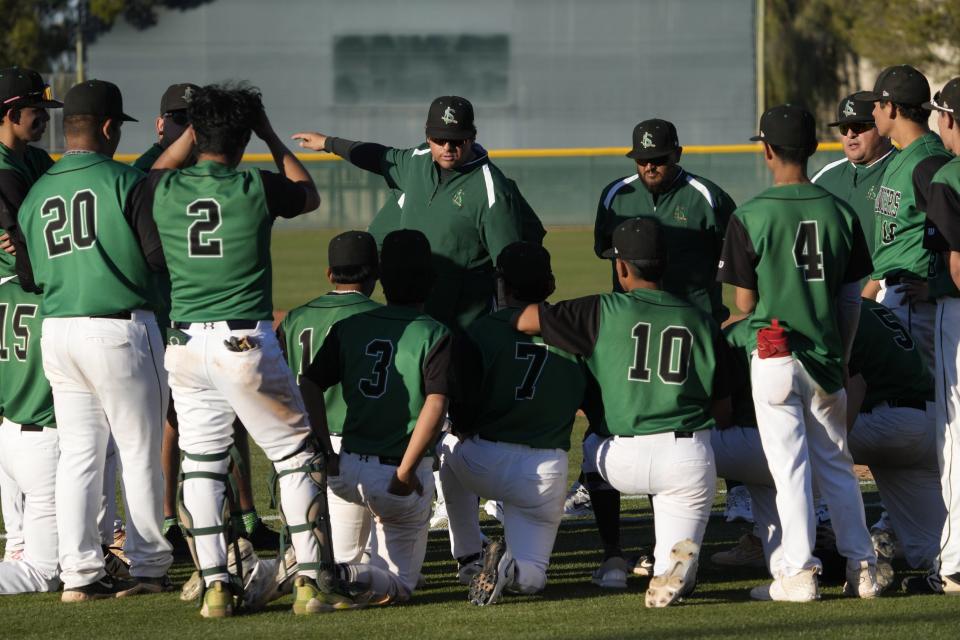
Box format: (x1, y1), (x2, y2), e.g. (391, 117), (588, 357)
(439, 242), (586, 605)
(300, 230), (453, 604)
(515, 218), (730, 607)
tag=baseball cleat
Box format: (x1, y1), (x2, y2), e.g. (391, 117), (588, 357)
(723, 486), (754, 523)
(592, 556), (629, 589)
(457, 551), (484, 586)
(562, 483), (593, 518)
(750, 567), (820, 602)
(429, 500), (449, 530)
(292, 575), (361, 614)
(468, 540), (514, 606)
(181, 570), (203, 601)
(136, 574), (175, 594)
(61, 575), (144, 602)
(843, 560), (882, 598)
(632, 552), (654, 577)
(711, 533), (766, 568)
(200, 580), (235, 618)
(645, 539), (699, 608)
(483, 499), (504, 522)
(902, 572), (944, 595)
(102, 546), (131, 581)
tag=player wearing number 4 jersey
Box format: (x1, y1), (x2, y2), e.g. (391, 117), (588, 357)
(18, 80), (172, 601)
(718, 104), (880, 601)
(144, 84), (355, 617)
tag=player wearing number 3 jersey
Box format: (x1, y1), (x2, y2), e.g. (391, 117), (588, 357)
(718, 104), (879, 601)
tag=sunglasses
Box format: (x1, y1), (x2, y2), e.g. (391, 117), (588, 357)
(163, 111), (190, 126)
(839, 122), (875, 136)
(636, 155), (671, 167)
(2, 85), (54, 106)
(428, 137), (468, 148)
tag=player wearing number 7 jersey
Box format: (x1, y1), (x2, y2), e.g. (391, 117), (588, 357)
(718, 104), (879, 601)
(17, 80), (172, 601)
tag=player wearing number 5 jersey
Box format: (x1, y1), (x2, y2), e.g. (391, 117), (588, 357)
(718, 104), (879, 601)
(515, 218), (731, 608)
(17, 80), (172, 601)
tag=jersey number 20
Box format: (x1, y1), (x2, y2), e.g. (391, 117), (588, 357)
(40, 190), (97, 258)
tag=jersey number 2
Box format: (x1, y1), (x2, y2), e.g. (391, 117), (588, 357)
(41, 190), (97, 258)
(514, 342), (549, 400)
(629, 323), (693, 385)
(187, 199), (223, 258)
(794, 221), (824, 281)
(359, 339), (394, 399)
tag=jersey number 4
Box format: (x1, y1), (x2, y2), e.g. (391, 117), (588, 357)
(794, 221), (824, 281)
(629, 323), (693, 385)
(514, 342), (549, 400)
(41, 190), (97, 258)
(187, 199), (223, 258)
(359, 339), (394, 399)
(0, 303), (37, 362)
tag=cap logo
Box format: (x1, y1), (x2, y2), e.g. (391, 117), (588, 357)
(882, 90), (890, 97)
(183, 86), (194, 102)
(441, 106), (458, 125)
(640, 131), (655, 149)
(843, 101), (856, 117)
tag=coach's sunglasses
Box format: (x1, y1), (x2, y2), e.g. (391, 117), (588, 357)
(163, 110), (190, 126)
(428, 137), (469, 148)
(636, 155), (672, 167)
(839, 122), (874, 136)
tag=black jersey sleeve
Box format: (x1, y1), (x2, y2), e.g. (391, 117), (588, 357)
(448, 334), (483, 434)
(0, 169), (39, 292)
(716, 215), (758, 289)
(324, 137), (390, 175)
(711, 327), (732, 401)
(927, 181), (960, 251)
(259, 171), (309, 219)
(914, 156), (951, 212)
(423, 332), (454, 397)
(538, 296), (602, 358)
(843, 217), (874, 283)
(123, 170), (168, 272)
(303, 326), (342, 390)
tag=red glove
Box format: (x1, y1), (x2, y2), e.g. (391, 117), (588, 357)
(757, 318), (791, 359)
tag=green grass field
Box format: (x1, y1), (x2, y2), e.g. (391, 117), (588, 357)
(1, 227), (957, 638)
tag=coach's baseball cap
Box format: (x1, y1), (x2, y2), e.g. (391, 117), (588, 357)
(626, 119), (680, 160)
(497, 242), (552, 289)
(425, 96), (476, 140)
(924, 78), (960, 114)
(0, 67), (62, 109)
(160, 83), (199, 114)
(750, 104), (816, 148)
(328, 230), (378, 268)
(827, 94), (875, 126)
(64, 80), (137, 122)
(381, 229), (432, 272)
(601, 217), (665, 263)
(853, 65), (930, 106)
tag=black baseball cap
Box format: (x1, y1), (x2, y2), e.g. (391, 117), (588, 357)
(924, 78), (960, 114)
(328, 230), (378, 268)
(496, 242), (552, 289)
(160, 83), (199, 114)
(63, 80), (137, 122)
(750, 104), (816, 148)
(853, 65), (930, 106)
(0, 67), (62, 109)
(626, 119), (680, 160)
(425, 96), (476, 140)
(601, 217), (665, 263)
(381, 229), (432, 271)
(827, 94), (875, 126)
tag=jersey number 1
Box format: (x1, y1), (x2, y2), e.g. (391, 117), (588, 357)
(794, 221), (824, 281)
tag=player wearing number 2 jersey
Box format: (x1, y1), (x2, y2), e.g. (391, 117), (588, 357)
(718, 104), (879, 602)
(17, 80), (172, 601)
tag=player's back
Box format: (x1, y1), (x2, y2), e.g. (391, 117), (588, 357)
(333, 305), (451, 458)
(590, 288), (721, 436)
(461, 308), (586, 450)
(151, 161), (274, 322)
(18, 153), (155, 316)
(0, 277), (53, 426)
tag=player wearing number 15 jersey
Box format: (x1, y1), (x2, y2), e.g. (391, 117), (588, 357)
(718, 104), (878, 602)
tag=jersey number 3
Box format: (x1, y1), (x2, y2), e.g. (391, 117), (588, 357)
(359, 339), (394, 399)
(41, 190), (97, 258)
(794, 221), (824, 281)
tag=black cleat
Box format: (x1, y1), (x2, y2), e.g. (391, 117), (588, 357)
(468, 540), (512, 606)
(62, 575), (144, 602)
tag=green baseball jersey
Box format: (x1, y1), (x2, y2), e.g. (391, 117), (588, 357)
(811, 148), (898, 254)
(305, 305), (453, 459)
(333, 138), (545, 330)
(0, 144), (54, 278)
(538, 288), (727, 436)
(851, 298), (932, 411)
(132, 143), (164, 173)
(718, 183), (873, 393)
(0, 277), (54, 426)
(924, 155), (960, 299)
(594, 168), (735, 321)
(280, 291), (382, 435)
(454, 308), (587, 450)
(140, 161), (308, 322)
(367, 190), (403, 248)
(18, 153), (162, 317)
(871, 132), (951, 280)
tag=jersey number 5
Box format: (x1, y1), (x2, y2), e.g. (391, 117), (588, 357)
(794, 221), (824, 281)
(514, 342), (549, 400)
(359, 339), (394, 399)
(187, 199), (223, 258)
(629, 323), (693, 385)
(40, 190), (97, 258)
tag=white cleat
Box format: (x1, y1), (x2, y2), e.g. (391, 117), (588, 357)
(483, 500), (503, 523)
(645, 539), (699, 608)
(563, 482), (593, 518)
(592, 556), (629, 589)
(751, 567), (820, 602)
(724, 486), (754, 523)
(843, 560), (883, 599)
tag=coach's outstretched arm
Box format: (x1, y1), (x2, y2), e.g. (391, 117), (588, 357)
(292, 131), (389, 175)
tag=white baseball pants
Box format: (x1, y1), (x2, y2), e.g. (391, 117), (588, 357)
(166, 321), (321, 587)
(751, 354), (875, 576)
(583, 430), (715, 578)
(878, 283), (936, 378)
(0, 420), (60, 593)
(438, 434), (567, 594)
(41, 312), (171, 588)
(328, 452), (434, 600)
(328, 435), (371, 564)
(935, 297), (960, 575)
(0, 433), (24, 559)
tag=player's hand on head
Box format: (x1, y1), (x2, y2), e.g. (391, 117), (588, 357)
(291, 132), (327, 151)
(0, 233), (15, 255)
(388, 469), (423, 497)
(252, 108), (275, 140)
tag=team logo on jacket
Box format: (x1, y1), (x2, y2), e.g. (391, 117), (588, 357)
(641, 132), (655, 148)
(452, 187), (464, 207)
(672, 205), (688, 224)
(875, 186), (901, 218)
(441, 107), (458, 125)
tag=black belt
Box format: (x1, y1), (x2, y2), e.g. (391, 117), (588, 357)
(617, 431), (695, 439)
(172, 320), (259, 330)
(887, 398), (927, 411)
(91, 310), (132, 320)
(20, 423), (44, 432)
(344, 450), (402, 466)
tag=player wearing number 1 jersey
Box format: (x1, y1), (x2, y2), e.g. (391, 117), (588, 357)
(17, 80), (172, 601)
(718, 104), (879, 601)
